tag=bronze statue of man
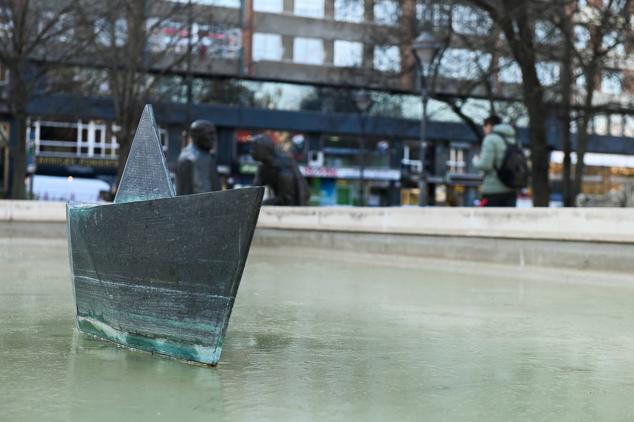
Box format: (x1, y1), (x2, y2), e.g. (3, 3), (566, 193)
(176, 120), (222, 195)
(250, 134), (310, 206)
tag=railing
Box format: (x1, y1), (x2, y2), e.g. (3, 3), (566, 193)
(28, 119), (168, 160)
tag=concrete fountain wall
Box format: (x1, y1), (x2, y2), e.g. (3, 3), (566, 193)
(1, 200), (633, 273)
(255, 206), (634, 274)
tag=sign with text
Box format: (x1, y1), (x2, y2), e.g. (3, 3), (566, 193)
(36, 156), (118, 170)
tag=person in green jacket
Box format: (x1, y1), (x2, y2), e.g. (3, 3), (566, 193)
(473, 115), (517, 207)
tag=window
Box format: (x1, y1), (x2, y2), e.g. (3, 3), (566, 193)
(334, 0), (364, 22)
(536, 62), (560, 86)
(624, 115), (634, 137)
(293, 38), (324, 65)
(42, 12), (74, 43)
(610, 114), (623, 136)
(334, 40), (363, 67)
(534, 21), (560, 44)
(448, 146), (467, 174)
(204, 0), (240, 6)
(0, 7), (12, 39)
(604, 0), (627, 13)
(29, 120), (121, 159)
(196, 25), (242, 59)
(365, 138), (391, 169)
(240, 80), (317, 110)
(147, 19), (190, 54)
(198, 0), (240, 9)
(295, 0), (324, 18)
(574, 25), (591, 50)
(373, 45), (400, 71)
(593, 114), (608, 135)
(146, 22), (241, 57)
(252, 33), (283, 61)
(96, 18), (127, 47)
(603, 31), (625, 55)
(451, 5), (491, 36)
(439, 48), (492, 80)
(498, 58), (521, 84)
(374, 0), (399, 26)
(254, 0), (283, 13)
(323, 135), (363, 168)
(602, 71), (623, 95)
(169, 0), (240, 6)
(575, 69), (587, 90)
(417, 3), (451, 27)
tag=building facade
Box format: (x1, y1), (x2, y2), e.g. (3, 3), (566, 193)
(1, 0), (633, 204)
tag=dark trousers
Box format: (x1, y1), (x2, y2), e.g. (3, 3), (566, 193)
(481, 192), (517, 207)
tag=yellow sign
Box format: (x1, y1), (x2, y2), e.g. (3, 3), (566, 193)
(36, 156), (118, 169)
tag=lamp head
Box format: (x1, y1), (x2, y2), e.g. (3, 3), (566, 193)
(412, 30), (442, 75)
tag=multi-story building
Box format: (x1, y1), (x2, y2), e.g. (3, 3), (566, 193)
(1, 0), (633, 205)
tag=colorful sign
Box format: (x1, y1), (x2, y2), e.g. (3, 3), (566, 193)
(148, 22), (241, 59)
(300, 166), (400, 181)
(301, 166), (338, 178)
(239, 163), (258, 175)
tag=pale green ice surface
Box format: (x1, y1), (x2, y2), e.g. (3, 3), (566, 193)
(2, 236), (634, 421)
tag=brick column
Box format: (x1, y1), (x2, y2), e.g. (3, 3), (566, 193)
(399, 0), (416, 90)
(242, 0), (254, 75)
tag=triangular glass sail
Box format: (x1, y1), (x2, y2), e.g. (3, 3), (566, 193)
(114, 105), (175, 203)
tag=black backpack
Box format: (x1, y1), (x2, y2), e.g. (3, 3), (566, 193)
(496, 135), (529, 190)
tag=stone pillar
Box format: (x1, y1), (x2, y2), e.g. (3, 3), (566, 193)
(362, 0), (374, 68)
(363, 0), (374, 22)
(282, 35), (294, 61)
(324, 39), (334, 65)
(324, 0), (335, 18)
(241, 0), (254, 75)
(283, 0), (294, 14)
(363, 44), (374, 69)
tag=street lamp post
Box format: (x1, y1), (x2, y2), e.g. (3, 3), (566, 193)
(353, 91), (372, 207)
(412, 29), (442, 206)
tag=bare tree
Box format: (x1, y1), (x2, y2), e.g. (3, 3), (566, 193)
(426, 1), (503, 143)
(554, 2), (576, 206)
(459, 0), (631, 206)
(459, 0), (557, 206)
(0, 0), (92, 198)
(402, 0), (535, 156)
(555, 0), (631, 202)
(91, 0), (218, 185)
